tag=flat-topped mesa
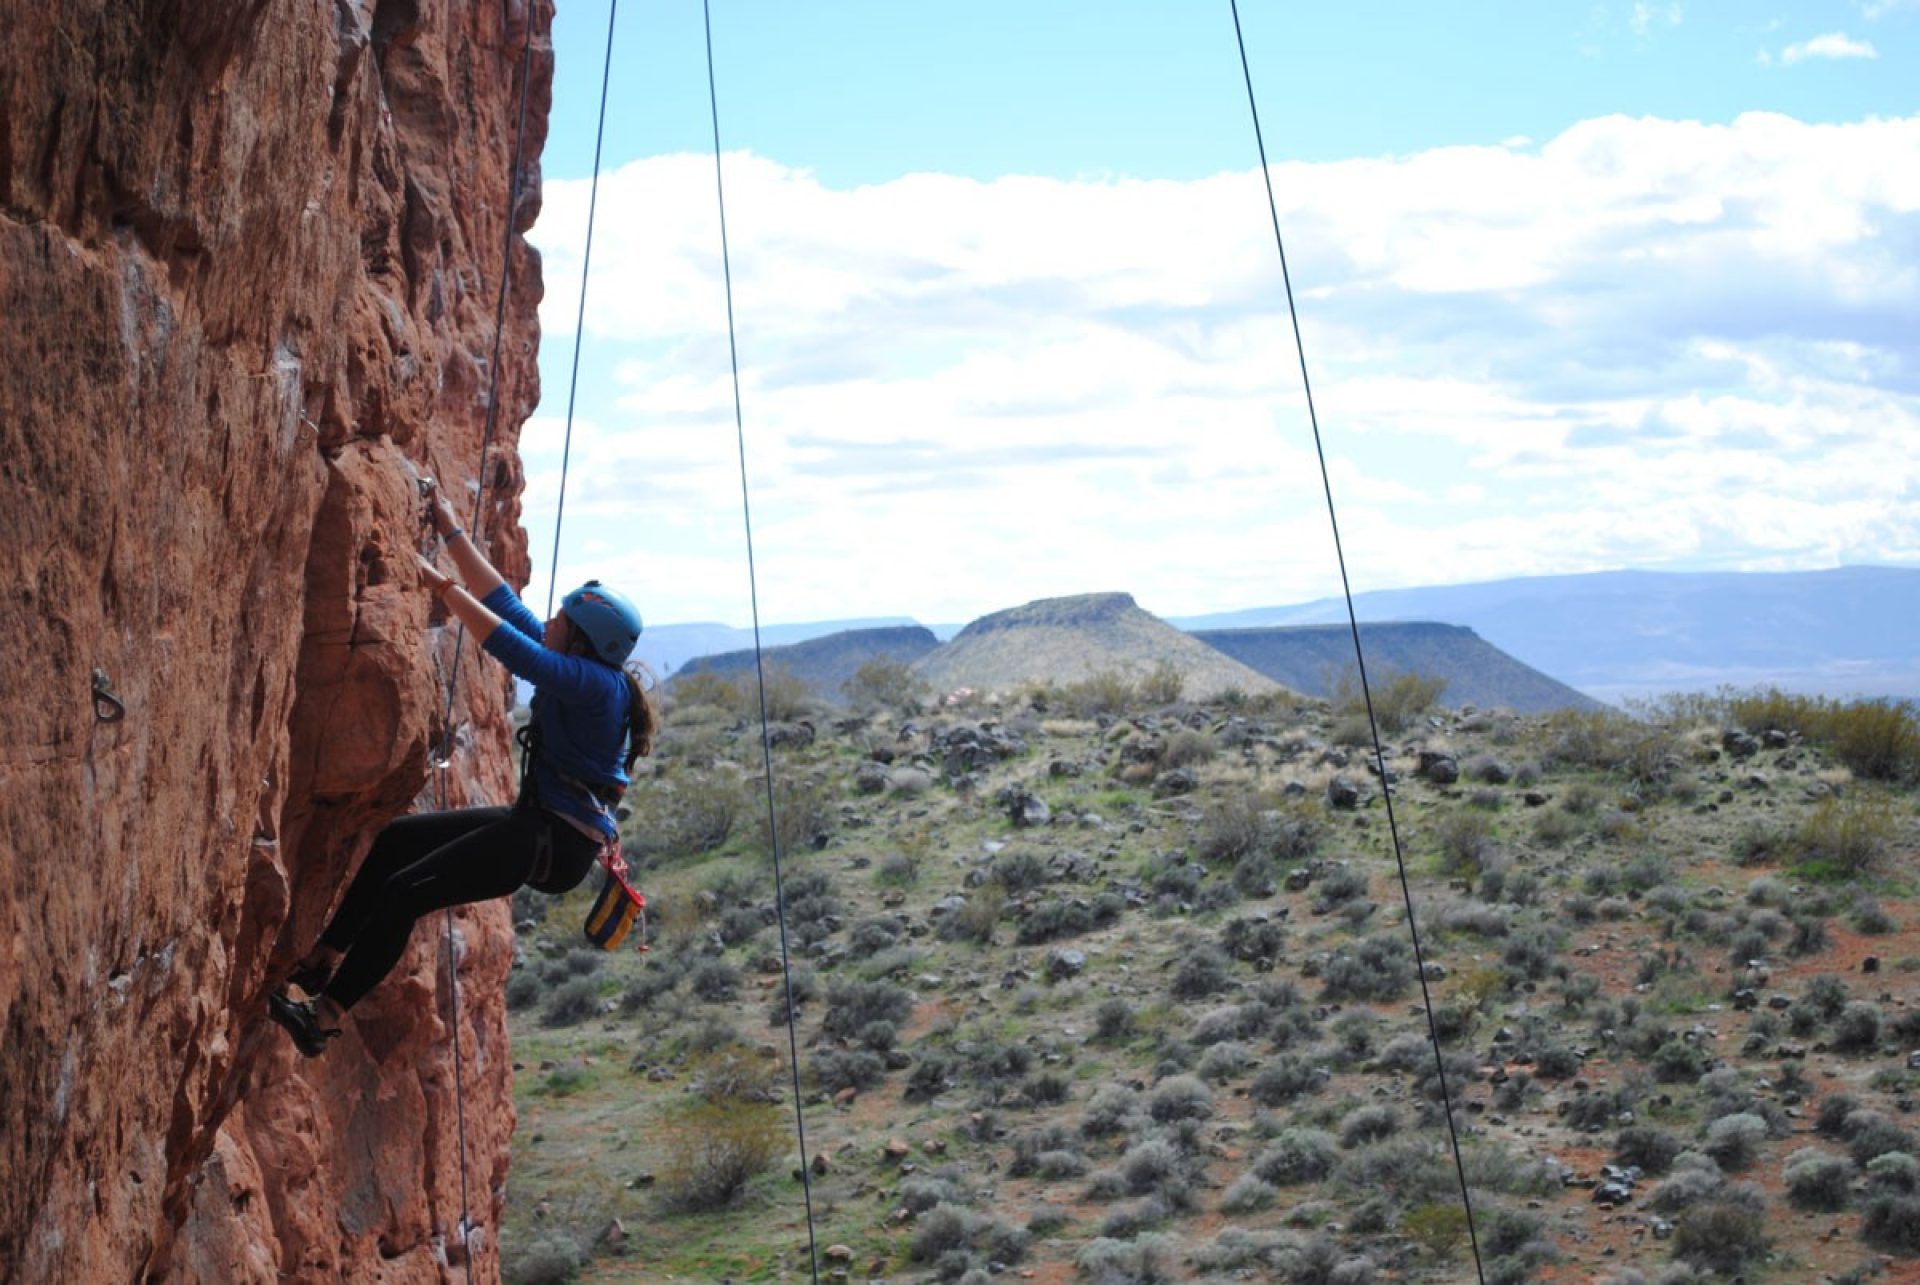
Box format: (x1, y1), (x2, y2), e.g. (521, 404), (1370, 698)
(919, 593), (1283, 699)
(956, 592), (1142, 637)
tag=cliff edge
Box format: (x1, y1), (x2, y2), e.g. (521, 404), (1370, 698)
(1, 0), (553, 1279)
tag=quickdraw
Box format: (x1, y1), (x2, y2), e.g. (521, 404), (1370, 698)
(91, 669), (126, 724)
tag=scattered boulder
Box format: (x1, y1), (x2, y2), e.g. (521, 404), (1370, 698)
(1326, 776), (1363, 810)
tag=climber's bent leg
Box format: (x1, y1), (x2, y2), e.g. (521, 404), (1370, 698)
(320, 808), (548, 1012)
(318, 807), (511, 956)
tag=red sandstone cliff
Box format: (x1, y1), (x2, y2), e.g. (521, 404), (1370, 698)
(1, 1), (553, 1279)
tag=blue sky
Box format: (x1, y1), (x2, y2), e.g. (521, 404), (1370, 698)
(516, 1), (1919, 628)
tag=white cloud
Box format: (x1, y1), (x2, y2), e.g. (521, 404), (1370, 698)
(1631, 3), (1684, 36)
(1779, 31), (1879, 63)
(523, 113), (1920, 625)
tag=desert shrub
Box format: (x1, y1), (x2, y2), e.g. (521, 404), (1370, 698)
(1648, 1159), (1724, 1214)
(1704, 1114), (1768, 1171)
(812, 1048), (886, 1093)
(1082, 1083), (1143, 1137)
(757, 771), (835, 858)
(1531, 1042), (1581, 1080)
(1024, 1071), (1072, 1106)
(1335, 667), (1445, 734)
(1221, 915), (1287, 966)
(1862, 1190), (1920, 1254)
(1139, 660), (1187, 706)
(909, 1202), (1029, 1275)
(842, 658), (928, 714)
(1075, 1234), (1179, 1284)
(1791, 793), (1900, 878)
(659, 1098), (785, 1211)
(1009, 1125), (1083, 1178)
(1783, 1148), (1852, 1211)
(1786, 912), (1831, 957)
(1014, 892), (1123, 944)
(1832, 1001), (1884, 1053)
(1481, 1207), (1549, 1260)
(1250, 1056), (1327, 1107)
(1844, 1111), (1916, 1167)
(1805, 973), (1851, 1019)
(641, 771), (750, 857)
(1252, 1127), (1339, 1186)
(1093, 998), (1134, 1040)
(903, 1049), (957, 1103)
(499, 1227), (585, 1285)
(1432, 812), (1496, 878)
(541, 977), (603, 1029)
(1196, 1040), (1253, 1083)
(822, 978), (913, 1040)
(1171, 945), (1233, 1000)
(1315, 864), (1370, 907)
(1868, 1151), (1920, 1193)
(1651, 1038), (1710, 1084)
(764, 965), (818, 1025)
(1146, 1074), (1214, 1123)
(686, 958), (741, 1003)
(1566, 1087), (1635, 1132)
(990, 850), (1050, 895)
(1339, 1105), (1400, 1149)
(1851, 897), (1898, 935)
(1617, 1126), (1685, 1175)
(1671, 1191), (1769, 1275)
(1320, 934), (1414, 1002)
(1221, 1172), (1278, 1213)
(1161, 728), (1216, 769)
(1732, 689), (1920, 782)
(1402, 1202), (1470, 1261)
(506, 969), (544, 1013)
(1501, 925), (1562, 981)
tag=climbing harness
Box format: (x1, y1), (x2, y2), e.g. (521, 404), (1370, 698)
(1226, 3), (1486, 1279)
(90, 668), (126, 724)
(512, 719), (649, 952)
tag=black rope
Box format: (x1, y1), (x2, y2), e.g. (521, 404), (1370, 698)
(702, 3), (822, 1280)
(425, 10), (540, 1279)
(1225, 3), (1486, 1280)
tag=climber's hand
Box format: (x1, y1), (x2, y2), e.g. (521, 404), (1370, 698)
(417, 555), (454, 598)
(426, 488), (462, 539)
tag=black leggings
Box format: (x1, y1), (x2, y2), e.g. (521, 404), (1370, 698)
(318, 805), (601, 1011)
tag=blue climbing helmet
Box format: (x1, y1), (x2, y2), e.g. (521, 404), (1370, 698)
(560, 580), (643, 666)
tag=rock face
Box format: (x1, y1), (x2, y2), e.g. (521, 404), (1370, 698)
(1, 2), (553, 1281)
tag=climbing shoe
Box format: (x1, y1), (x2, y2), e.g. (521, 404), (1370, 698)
(286, 958), (334, 999)
(268, 992), (340, 1058)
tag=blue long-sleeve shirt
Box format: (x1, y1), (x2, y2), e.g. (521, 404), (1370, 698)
(480, 583), (630, 839)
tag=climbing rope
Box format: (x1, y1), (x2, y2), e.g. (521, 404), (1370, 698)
(539, 0), (619, 619)
(422, 8), (541, 1278)
(702, 2), (824, 1279)
(1224, 4), (1487, 1280)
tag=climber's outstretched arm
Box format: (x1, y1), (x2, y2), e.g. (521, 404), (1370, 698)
(425, 487), (507, 599)
(418, 555), (499, 644)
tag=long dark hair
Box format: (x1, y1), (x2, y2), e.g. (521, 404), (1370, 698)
(620, 663), (659, 770)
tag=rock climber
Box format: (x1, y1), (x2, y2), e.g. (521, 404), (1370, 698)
(268, 481), (656, 1056)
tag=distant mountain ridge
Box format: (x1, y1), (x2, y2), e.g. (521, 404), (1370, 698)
(1170, 565), (1920, 701)
(676, 626), (940, 698)
(647, 566), (1918, 705)
(1192, 622), (1605, 714)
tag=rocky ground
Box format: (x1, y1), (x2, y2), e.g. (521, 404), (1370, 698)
(493, 676), (1920, 1284)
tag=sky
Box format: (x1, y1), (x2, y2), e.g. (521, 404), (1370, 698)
(513, 1), (1920, 630)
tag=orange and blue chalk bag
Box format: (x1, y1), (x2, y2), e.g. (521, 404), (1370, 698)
(584, 843), (647, 951)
